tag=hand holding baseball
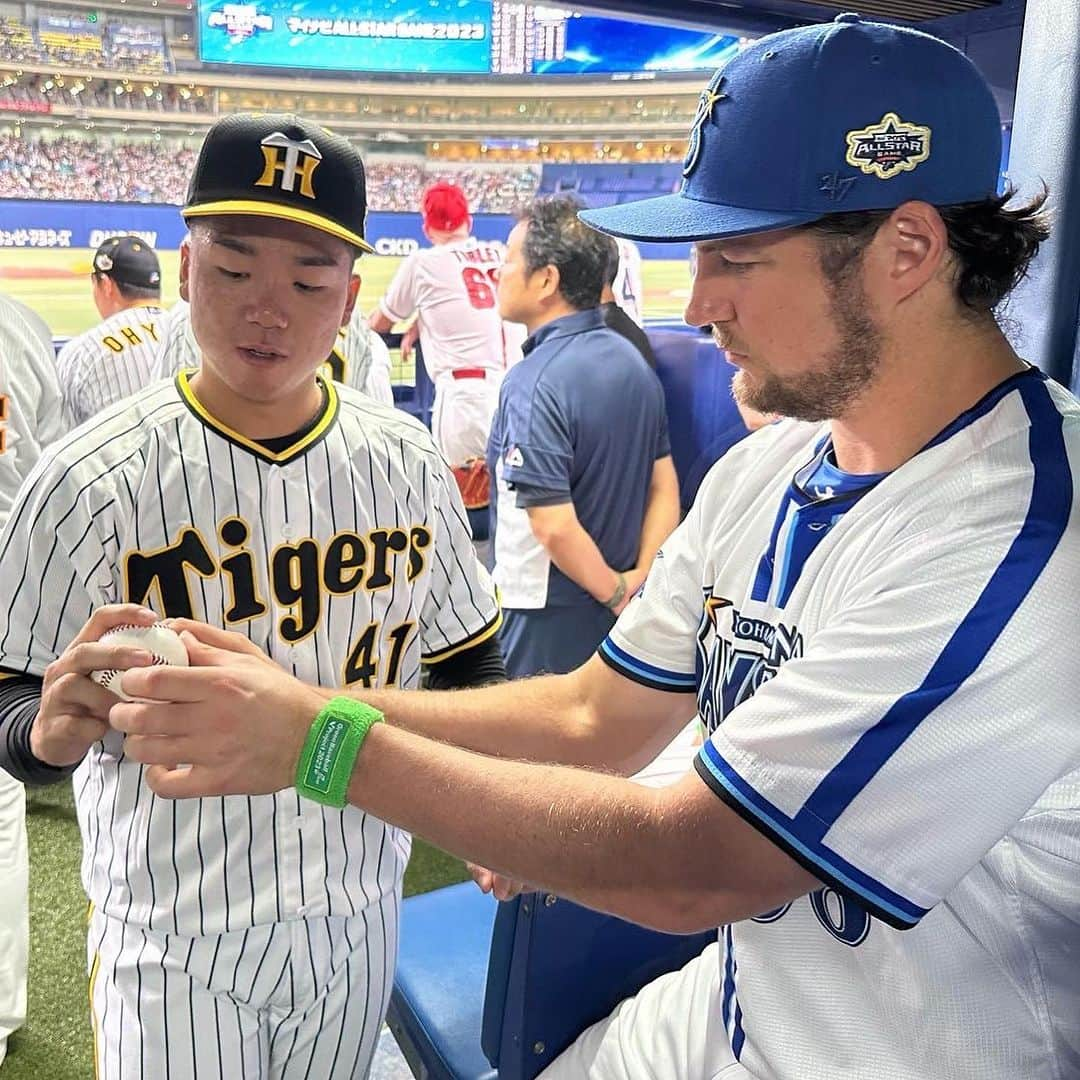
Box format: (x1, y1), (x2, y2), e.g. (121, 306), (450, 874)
(31, 604), (163, 768)
(91, 622), (190, 701)
(110, 622), (328, 799)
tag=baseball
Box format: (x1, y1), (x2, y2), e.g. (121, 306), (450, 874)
(91, 623), (189, 701)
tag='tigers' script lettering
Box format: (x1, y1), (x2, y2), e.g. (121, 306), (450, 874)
(124, 518), (433, 641)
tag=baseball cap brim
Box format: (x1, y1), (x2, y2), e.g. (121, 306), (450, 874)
(580, 192), (824, 243)
(182, 199), (375, 254)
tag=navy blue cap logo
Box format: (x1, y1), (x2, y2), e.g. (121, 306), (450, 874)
(845, 112), (931, 181)
(683, 72), (727, 179)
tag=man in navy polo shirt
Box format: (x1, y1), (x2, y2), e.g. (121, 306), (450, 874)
(488, 195), (678, 677)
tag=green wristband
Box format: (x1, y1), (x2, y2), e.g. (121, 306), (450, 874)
(295, 697), (383, 808)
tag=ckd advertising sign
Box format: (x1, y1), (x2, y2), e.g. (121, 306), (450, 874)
(0, 203), (518, 251)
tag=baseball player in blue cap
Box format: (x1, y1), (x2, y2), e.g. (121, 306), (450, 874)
(105, 17), (1077, 1078)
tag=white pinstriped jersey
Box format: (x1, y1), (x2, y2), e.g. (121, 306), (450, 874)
(0, 373), (499, 938)
(611, 238), (645, 326)
(55, 305), (166, 427)
(603, 369), (1080, 1079)
(0, 293), (69, 530)
(154, 299), (394, 405)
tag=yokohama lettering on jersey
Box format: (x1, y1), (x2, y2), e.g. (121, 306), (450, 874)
(0, 374), (500, 937)
(56, 306), (166, 427)
(378, 238), (507, 379)
(601, 369), (1080, 1079)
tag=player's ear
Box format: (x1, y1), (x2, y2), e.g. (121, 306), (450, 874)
(340, 274), (361, 328)
(536, 263), (561, 304)
(178, 240), (191, 302)
(876, 200), (948, 306)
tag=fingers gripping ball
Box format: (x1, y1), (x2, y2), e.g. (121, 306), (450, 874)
(91, 623), (189, 701)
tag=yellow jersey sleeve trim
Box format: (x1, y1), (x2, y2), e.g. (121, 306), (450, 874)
(421, 609), (502, 665)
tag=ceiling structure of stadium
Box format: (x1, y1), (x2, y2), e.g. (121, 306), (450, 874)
(579, 0), (1006, 27)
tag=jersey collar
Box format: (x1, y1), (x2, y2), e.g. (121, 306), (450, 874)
(175, 369), (340, 466)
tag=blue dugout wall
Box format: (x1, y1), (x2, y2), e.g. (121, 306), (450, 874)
(0, 200), (696, 261)
(0, 202), (517, 255)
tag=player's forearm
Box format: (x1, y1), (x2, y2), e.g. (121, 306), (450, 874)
(635, 457), (680, 570)
(531, 516), (621, 604)
(346, 721), (725, 932)
(353, 666), (615, 770)
(0, 676), (76, 786)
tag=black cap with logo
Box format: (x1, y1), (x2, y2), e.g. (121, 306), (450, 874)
(92, 235), (162, 289)
(182, 112), (373, 253)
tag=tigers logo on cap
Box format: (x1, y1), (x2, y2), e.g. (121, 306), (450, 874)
(94, 252), (114, 273)
(845, 113), (932, 181)
(255, 132), (322, 200)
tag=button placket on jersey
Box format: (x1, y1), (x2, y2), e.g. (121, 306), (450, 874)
(270, 460), (327, 918)
(261, 462), (303, 916)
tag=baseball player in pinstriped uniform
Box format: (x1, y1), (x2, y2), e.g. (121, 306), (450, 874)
(0, 291), (69, 1067)
(157, 295), (395, 405)
(0, 113), (500, 1078)
(56, 235), (167, 426)
(609, 237), (645, 327)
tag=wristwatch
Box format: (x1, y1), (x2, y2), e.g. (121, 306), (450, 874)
(603, 572), (628, 611)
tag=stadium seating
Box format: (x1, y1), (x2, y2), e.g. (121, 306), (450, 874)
(388, 882), (715, 1080)
(539, 163), (682, 208)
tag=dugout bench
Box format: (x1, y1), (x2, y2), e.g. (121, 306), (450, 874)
(387, 881), (715, 1080)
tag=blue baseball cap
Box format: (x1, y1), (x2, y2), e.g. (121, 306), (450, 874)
(580, 13), (1002, 243)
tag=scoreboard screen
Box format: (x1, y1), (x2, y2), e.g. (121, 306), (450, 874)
(196, 0), (741, 76)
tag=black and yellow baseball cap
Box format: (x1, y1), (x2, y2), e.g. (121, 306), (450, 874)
(182, 113), (374, 253)
(92, 235), (162, 289)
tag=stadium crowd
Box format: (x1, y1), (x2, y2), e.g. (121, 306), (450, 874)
(0, 133), (542, 208)
(0, 74), (209, 114)
(0, 134), (198, 202)
(0, 15), (168, 73)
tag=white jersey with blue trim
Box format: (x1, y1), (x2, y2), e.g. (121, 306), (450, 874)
(601, 368), (1080, 1079)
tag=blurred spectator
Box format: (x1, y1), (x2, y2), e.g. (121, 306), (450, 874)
(0, 133), (541, 209)
(0, 134), (198, 203)
(0, 13), (169, 72)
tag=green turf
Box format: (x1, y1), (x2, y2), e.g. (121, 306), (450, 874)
(1, 782), (469, 1079)
(0, 248), (693, 339)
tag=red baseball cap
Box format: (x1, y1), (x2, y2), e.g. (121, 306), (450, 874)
(422, 182), (470, 232)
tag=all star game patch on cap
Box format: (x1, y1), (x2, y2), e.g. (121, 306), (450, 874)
(182, 113), (374, 253)
(92, 235), (162, 289)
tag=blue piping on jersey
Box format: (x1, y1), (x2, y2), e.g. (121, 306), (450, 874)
(794, 375), (1072, 838)
(752, 370), (1046, 609)
(697, 741), (926, 926)
(721, 926), (746, 1059)
(598, 637), (697, 689)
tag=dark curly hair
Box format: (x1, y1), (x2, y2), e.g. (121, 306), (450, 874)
(518, 194), (612, 311)
(807, 187), (1051, 316)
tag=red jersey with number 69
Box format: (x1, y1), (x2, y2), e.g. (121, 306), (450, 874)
(378, 237), (508, 380)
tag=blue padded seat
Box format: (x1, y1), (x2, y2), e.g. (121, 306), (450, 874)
(387, 882), (499, 1080)
(390, 880), (715, 1080)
